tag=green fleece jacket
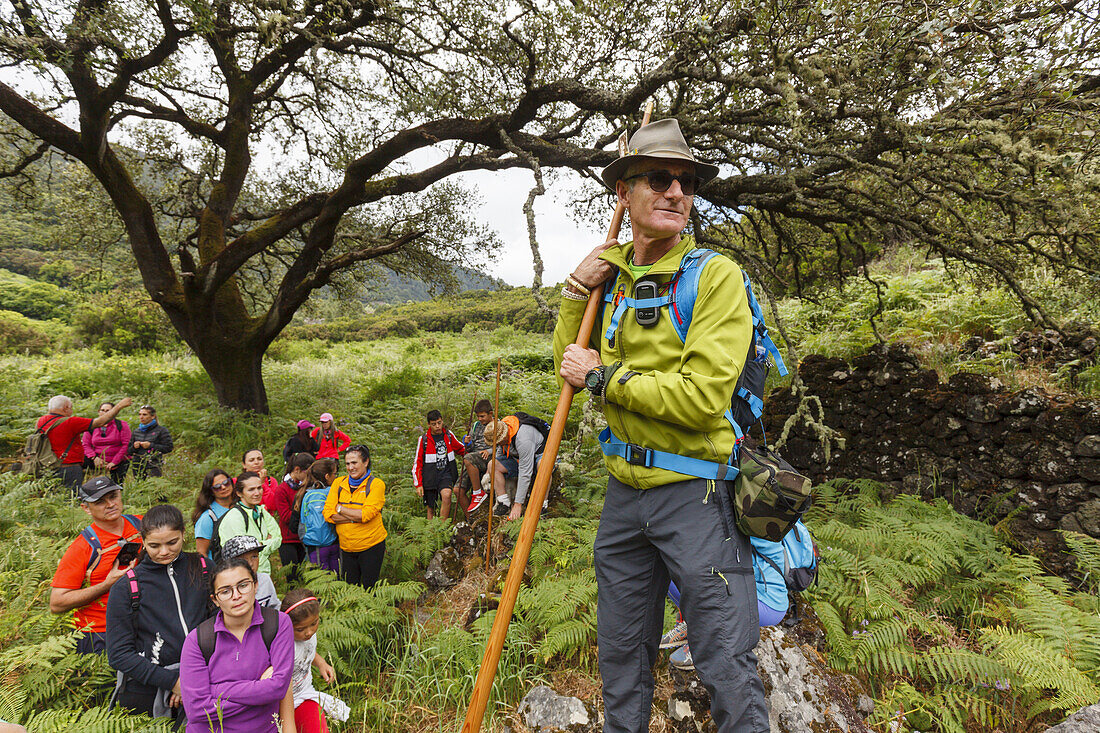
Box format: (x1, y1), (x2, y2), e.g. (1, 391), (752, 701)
(552, 235), (752, 490)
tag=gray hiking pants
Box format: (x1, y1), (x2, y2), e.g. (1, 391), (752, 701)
(595, 476), (768, 733)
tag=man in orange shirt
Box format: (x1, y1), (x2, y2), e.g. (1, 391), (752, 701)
(50, 476), (143, 654)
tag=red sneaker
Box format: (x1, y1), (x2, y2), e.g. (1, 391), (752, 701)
(467, 489), (488, 513)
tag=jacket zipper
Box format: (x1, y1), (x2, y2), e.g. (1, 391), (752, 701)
(167, 564), (190, 636)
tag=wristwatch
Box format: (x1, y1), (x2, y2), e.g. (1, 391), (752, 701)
(584, 365), (606, 397)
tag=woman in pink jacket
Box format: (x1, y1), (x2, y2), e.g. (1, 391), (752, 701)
(82, 401), (131, 483)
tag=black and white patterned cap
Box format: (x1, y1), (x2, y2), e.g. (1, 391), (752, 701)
(221, 534), (264, 560)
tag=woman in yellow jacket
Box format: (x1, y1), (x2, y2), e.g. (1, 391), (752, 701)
(323, 445), (386, 589)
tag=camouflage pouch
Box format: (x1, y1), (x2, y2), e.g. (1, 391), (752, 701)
(733, 442), (812, 541)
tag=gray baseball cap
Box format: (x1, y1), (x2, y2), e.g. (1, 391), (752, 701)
(78, 475), (123, 503)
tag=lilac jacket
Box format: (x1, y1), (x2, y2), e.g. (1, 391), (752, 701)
(81, 419), (131, 465)
(180, 603), (293, 733)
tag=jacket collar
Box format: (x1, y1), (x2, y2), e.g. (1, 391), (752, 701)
(599, 235), (697, 279)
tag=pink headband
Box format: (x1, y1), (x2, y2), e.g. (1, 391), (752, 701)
(284, 596), (319, 615)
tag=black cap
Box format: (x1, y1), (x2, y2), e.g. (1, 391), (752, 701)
(78, 475), (123, 502)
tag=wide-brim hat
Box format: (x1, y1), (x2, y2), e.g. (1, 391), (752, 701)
(600, 118), (719, 191)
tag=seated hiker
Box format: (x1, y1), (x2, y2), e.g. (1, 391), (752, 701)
(50, 476), (143, 654)
(179, 556), (295, 733)
(34, 395), (133, 491)
(283, 420), (320, 465)
(81, 402), (132, 485)
(192, 469), (236, 561)
(324, 445), (386, 590)
(311, 413), (350, 460)
(295, 459), (340, 573)
(266, 453), (313, 570)
(221, 535), (281, 610)
(214, 471), (282, 573)
(458, 399), (494, 514)
(129, 404), (173, 480)
(105, 504), (212, 719)
(486, 414), (548, 521)
(412, 409), (466, 520)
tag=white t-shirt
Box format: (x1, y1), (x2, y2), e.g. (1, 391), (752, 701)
(292, 635), (350, 721)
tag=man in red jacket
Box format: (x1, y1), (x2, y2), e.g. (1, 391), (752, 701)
(412, 410), (466, 520)
(37, 395), (133, 492)
(311, 412), (350, 460)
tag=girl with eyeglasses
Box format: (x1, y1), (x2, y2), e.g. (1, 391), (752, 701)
(192, 470), (236, 561)
(179, 557), (295, 733)
(81, 402), (131, 484)
(105, 505), (212, 721)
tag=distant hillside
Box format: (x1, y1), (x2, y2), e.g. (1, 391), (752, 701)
(368, 266), (504, 305)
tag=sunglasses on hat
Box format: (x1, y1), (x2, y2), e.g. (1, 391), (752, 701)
(622, 170), (704, 196)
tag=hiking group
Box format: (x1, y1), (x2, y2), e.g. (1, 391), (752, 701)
(27, 116), (816, 733)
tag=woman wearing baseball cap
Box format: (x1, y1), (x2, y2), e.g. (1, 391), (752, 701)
(282, 420), (320, 465)
(311, 413), (350, 460)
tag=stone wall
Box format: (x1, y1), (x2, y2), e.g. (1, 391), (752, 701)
(761, 345), (1100, 574)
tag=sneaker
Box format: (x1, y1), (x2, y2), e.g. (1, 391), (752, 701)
(467, 489), (487, 513)
(659, 620), (688, 649)
(669, 643), (694, 671)
(493, 500), (510, 517)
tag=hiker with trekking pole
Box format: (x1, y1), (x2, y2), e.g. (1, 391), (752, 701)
(553, 117), (769, 732)
(462, 111), (811, 733)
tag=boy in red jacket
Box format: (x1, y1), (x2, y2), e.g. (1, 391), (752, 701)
(412, 410), (465, 520)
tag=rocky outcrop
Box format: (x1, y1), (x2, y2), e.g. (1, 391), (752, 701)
(664, 621), (873, 733)
(762, 345), (1100, 575)
(1043, 702), (1100, 732)
(517, 686), (598, 732)
(423, 518), (513, 590)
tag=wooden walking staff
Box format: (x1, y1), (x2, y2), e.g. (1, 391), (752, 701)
(460, 101), (654, 733)
(486, 358), (501, 568)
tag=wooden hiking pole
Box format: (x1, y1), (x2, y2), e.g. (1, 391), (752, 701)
(460, 101), (653, 733)
(486, 358), (501, 568)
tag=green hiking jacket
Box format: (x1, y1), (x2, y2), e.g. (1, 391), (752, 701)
(552, 235), (753, 490)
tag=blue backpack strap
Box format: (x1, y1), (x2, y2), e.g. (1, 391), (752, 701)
(81, 526), (104, 573)
(668, 248), (719, 343)
(122, 514), (142, 538)
(741, 273), (788, 377)
(598, 427), (738, 481)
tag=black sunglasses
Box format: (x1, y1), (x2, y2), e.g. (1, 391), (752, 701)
(622, 170), (704, 196)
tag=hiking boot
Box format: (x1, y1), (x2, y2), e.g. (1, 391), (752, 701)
(659, 620), (688, 649)
(669, 643), (694, 671)
(467, 489), (488, 514)
(493, 500), (510, 517)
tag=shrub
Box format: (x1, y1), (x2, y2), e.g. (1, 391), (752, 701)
(0, 310), (63, 355)
(72, 293), (178, 354)
(0, 269), (72, 321)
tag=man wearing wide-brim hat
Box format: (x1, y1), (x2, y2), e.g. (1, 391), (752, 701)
(553, 119), (767, 731)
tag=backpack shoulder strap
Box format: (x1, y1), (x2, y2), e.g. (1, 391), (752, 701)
(668, 248), (720, 343)
(121, 515), (142, 537)
(125, 567), (140, 612)
(259, 606), (280, 650)
(81, 525), (104, 573)
(197, 616), (218, 664)
(39, 415), (67, 435)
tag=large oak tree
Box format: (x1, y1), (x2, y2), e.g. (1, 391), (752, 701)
(1, 0), (1096, 411)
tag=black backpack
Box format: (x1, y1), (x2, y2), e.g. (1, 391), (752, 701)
(208, 505), (253, 564)
(512, 412), (550, 445)
(196, 604), (280, 662)
(122, 554), (211, 611)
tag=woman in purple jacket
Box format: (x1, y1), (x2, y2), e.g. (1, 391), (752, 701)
(179, 557), (295, 733)
(82, 402), (131, 484)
